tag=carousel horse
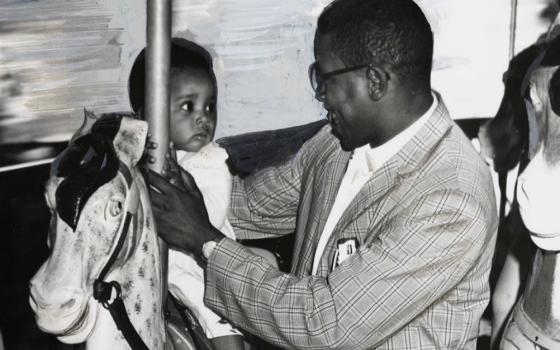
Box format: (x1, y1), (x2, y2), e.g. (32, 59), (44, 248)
(478, 34), (542, 349)
(28, 114), (199, 350)
(480, 15), (560, 349)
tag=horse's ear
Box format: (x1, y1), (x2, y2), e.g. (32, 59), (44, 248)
(70, 108), (98, 144)
(546, 13), (560, 43)
(113, 116), (148, 168)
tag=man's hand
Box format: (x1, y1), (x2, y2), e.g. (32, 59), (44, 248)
(160, 142), (199, 192)
(148, 168), (223, 256)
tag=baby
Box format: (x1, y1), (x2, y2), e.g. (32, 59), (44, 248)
(128, 38), (243, 350)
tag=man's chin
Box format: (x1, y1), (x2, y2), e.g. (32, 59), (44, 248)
(331, 131), (354, 151)
(330, 124), (363, 151)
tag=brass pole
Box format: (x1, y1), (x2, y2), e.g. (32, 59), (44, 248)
(508, 0), (518, 60)
(145, 0), (171, 307)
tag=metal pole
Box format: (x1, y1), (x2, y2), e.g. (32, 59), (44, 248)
(145, 0), (171, 306)
(508, 0), (518, 60)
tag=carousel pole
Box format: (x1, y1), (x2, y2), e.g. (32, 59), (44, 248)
(508, 0), (518, 60)
(145, 0), (171, 307)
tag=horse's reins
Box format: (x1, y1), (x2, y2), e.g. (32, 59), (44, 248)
(92, 161), (150, 350)
(520, 50), (546, 160)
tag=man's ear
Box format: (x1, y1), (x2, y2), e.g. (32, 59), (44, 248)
(366, 66), (389, 100)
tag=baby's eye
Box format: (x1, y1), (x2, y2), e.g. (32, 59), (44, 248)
(205, 102), (216, 113)
(180, 101), (194, 112)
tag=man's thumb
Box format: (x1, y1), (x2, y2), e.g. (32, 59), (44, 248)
(180, 168), (202, 197)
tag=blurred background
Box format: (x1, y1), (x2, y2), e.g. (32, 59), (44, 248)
(0, 0), (555, 168)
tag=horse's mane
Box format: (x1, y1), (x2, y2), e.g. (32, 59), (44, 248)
(54, 114), (123, 231)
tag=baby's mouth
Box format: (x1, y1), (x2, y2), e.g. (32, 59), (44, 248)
(192, 130), (210, 141)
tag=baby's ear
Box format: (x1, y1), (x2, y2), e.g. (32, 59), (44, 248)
(113, 117), (149, 168)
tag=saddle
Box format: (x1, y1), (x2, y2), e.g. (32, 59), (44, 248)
(165, 293), (215, 350)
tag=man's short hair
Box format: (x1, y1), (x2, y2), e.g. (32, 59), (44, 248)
(316, 0), (433, 83)
(128, 38), (216, 114)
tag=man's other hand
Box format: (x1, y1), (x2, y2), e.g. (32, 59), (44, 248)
(148, 169), (223, 255)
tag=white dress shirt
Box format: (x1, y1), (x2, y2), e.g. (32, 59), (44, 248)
(312, 93), (438, 274)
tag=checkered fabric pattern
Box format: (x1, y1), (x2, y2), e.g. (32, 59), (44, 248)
(204, 95), (498, 349)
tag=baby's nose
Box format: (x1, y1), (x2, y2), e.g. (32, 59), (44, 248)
(195, 112), (210, 125)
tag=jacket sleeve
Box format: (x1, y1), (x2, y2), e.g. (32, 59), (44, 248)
(227, 128), (322, 240)
(205, 189), (496, 349)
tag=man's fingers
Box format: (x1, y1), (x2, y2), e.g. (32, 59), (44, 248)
(161, 162), (185, 190)
(180, 168), (200, 193)
(162, 147), (183, 185)
(149, 184), (167, 205)
(169, 142), (178, 162)
(165, 150), (181, 173)
(168, 177), (185, 189)
(148, 168), (191, 200)
(146, 141), (158, 150)
(147, 169), (173, 195)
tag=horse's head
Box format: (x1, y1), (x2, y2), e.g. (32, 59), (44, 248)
(29, 114), (153, 344)
(478, 43), (543, 172)
(515, 17), (560, 250)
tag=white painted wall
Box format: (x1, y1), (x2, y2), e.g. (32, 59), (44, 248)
(171, 0), (324, 139)
(0, 0), (554, 144)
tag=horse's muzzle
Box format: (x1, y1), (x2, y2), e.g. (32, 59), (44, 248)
(29, 282), (89, 335)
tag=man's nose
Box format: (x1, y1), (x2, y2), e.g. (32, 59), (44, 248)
(322, 98), (332, 114)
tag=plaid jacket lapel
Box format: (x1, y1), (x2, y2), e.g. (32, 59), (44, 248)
(314, 96), (453, 275)
(290, 143), (352, 275)
(314, 151), (352, 234)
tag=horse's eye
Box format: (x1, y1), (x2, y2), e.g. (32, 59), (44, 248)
(105, 198), (124, 219)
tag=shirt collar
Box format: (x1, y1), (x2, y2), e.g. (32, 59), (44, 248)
(352, 92), (438, 174)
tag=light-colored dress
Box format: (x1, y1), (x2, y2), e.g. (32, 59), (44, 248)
(168, 142), (239, 339)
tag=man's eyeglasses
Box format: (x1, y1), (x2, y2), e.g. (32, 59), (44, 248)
(308, 62), (370, 101)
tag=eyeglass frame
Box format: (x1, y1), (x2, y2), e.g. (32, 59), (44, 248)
(308, 62), (371, 101)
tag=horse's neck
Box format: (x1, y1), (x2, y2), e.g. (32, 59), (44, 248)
(88, 173), (166, 349)
(523, 249), (560, 336)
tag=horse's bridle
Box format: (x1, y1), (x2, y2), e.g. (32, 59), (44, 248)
(92, 161), (150, 350)
(520, 49), (546, 161)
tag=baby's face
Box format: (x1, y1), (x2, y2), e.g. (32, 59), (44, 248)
(169, 68), (217, 152)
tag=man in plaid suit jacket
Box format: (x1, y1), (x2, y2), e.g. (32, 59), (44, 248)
(150, 0), (498, 348)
